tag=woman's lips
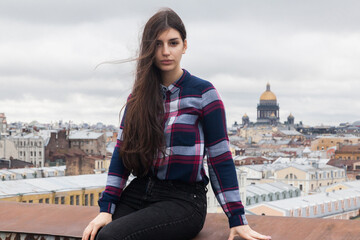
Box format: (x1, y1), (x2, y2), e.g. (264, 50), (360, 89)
(160, 60), (173, 65)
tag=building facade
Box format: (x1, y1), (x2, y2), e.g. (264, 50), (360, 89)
(239, 163), (346, 194)
(311, 135), (360, 151)
(0, 139), (19, 160)
(0, 113), (7, 138)
(8, 134), (45, 167)
(69, 130), (106, 157)
(246, 188), (360, 220)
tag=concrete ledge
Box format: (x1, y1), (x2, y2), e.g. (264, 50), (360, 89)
(0, 202), (359, 239)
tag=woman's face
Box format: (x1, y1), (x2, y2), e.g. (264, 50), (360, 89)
(154, 28), (187, 74)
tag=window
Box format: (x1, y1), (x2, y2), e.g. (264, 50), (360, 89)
(76, 195), (80, 205)
(39, 199), (43, 203)
(328, 202), (332, 212)
(321, 204), (325, 214)
(45, 198), (49, 204)
(90, 193), (94, 206)
(29, 200), (33, 203)
(30, 151), (33, 157)
(55, 197), (59, 204)
(70, 196), (74, 205)
(61, 196), (65, 205)
(34, 151), (36, 157)
(313, 206), (317, 215)
(39, 151), (42, 157)
(20, 151), (22, 156)
(299, 184), (303, 191)
(85, 194), (89, 206)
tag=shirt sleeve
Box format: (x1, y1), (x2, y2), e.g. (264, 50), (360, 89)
(201, 84), (248, 228)
(98, 105), (130, 214)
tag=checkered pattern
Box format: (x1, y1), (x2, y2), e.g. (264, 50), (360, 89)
(99, 69), (247, 227)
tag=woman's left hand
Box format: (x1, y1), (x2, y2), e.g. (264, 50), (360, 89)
(228, 225), (271, 240)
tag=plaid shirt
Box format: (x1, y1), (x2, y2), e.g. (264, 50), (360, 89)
(99, 69), (247, 227)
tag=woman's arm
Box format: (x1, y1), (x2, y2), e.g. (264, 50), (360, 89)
(201, 83), (271, 239)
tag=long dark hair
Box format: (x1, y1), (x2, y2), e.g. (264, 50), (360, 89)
(120, 8), (187, 177)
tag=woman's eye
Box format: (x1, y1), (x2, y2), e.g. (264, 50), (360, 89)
(156, 42), (163, 47)
(170, 41), (179, 46)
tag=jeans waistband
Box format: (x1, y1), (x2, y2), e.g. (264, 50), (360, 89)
(140, 175), (205, 193)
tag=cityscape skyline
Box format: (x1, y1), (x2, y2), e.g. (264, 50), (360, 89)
(1, 1), (360, 126)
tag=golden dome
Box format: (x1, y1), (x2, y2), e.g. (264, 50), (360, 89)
(260, 83), (277, 101)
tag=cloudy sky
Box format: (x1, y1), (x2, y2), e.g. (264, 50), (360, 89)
(1, 0), (360, 127)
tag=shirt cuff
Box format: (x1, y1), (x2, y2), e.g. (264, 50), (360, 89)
(98, 200), (116, 214)
(229, 214), (248, 228)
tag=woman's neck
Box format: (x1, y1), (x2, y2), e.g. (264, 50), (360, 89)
(161, 68), (183, 87)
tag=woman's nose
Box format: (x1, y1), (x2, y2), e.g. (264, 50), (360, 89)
(162, 44), (170, 55)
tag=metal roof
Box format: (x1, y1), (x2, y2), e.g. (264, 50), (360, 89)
(69, 130), (104, 140)
(0, 174), (107, 198)
(257, 188), (360, 211)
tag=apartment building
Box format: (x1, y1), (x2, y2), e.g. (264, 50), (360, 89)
(239, 162), (346, 194)
(69, 130), (106, 156)
(247, 187), (360, 220)
(8, 133), (45, 167)
(311, 135), (360, 151)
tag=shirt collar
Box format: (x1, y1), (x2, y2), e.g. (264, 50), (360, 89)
(160, 69), (187, 95)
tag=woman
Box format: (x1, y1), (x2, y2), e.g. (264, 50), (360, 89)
(82, 8), (271, 240)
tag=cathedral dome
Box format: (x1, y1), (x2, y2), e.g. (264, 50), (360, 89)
(260, 83), (277, 101)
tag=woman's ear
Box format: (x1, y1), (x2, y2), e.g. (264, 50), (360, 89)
(183, 39), (187, 54)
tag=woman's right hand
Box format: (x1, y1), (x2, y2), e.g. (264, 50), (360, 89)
(82, 212), (112, 240)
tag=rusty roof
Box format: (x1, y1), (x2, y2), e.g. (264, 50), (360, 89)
(0, 201), (359, 240)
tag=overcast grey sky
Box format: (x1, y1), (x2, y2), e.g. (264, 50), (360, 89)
(1, 0), (360, 127)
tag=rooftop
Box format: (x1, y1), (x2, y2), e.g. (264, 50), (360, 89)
(69, 130), (104, 140)
(0, 201), (359, 240)
(0, 173), (107, 198)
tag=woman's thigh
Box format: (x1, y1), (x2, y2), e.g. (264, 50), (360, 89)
(96, 199), (206, 240)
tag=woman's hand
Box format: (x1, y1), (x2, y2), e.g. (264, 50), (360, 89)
(228, 225), (271, 240)
(82, 212), (112, 240)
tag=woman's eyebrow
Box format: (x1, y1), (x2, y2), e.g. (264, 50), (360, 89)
(157, 38), (179, 42)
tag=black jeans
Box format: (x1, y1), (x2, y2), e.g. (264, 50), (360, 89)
(96, 176), (207, 240)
